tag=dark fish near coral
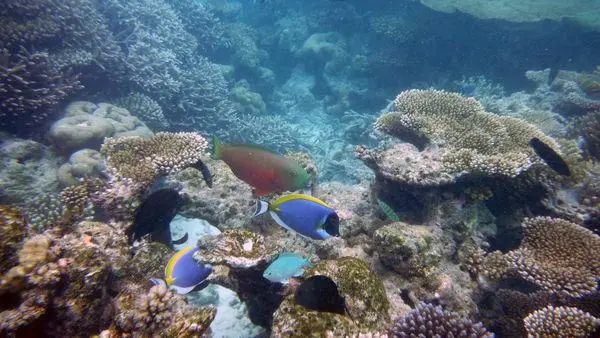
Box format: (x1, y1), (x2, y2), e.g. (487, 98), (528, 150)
(213, 137), (310, 196)
(529, 137), (571, 176)
(130, 188), (187, 247)
(191, 159), (213, 188)
(254, 194), (340, 240)
(294, 275), (346, 315)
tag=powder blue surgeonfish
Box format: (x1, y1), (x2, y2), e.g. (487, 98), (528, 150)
(151, 246), (212, 294)
(263, 252), (312, 284)
(254, 194), (340, 240)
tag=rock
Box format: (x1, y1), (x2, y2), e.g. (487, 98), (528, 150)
(374, 222), (443, 278)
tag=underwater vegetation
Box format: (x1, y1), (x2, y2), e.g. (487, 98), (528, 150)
(2, 0), (600, 337)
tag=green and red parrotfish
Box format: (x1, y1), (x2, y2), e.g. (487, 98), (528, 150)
(212, 137), (310, 195)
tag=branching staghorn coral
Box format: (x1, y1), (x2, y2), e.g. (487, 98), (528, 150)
(0, 49), (82, 131)
(509, 217), (600, 297)
(114, 92), (169, 131)
(523, 305), (600, 338)
(389, 303), (493, 337)
(569, 110), (600, 161)
(375, 89), (559, 177)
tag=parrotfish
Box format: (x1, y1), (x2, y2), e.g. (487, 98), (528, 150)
(294, 275), (347, 315)
(263, 252), (312, 284)
(129, 188), (188, 248)
(212, 137), (310, 196)
(151, 246), (212, 294)
(529, 137), (571, 176)
(253, 194), (340, 240)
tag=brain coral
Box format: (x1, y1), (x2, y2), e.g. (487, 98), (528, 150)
(376, 89), (558, 177)
(389, 303), (493, 337)
(523, 305), (600, 338)
(510, 216), (600, 297)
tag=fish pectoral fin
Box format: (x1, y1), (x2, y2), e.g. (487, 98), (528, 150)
(170, 284), (198, 295)
(150, 278), (167, 288)
(172, 232), (188, 245)
(293, 269), (305, 277)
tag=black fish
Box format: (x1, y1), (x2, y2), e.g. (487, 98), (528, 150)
(294, 275), (346, 315)
(192, 159), (213, 188)
(529, 137), (571, 176)
(129, 188), (187, 247)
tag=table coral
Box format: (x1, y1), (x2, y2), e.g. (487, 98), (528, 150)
(101, 131), (208, 191)
(375, 89), (558, 178)
(524, 305), (600, 338)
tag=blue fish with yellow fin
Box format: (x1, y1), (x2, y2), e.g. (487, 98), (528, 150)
(263, 252), (312, 284)
(254, 194), (340, 240)
(151, 246), (212, 294)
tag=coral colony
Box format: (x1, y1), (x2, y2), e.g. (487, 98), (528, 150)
(2, 0), (600, 337)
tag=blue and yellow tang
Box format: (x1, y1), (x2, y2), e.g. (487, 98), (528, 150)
(164, 246), (212, 294)
(263, 252), (312, 284)
(254, 194), (340, 240)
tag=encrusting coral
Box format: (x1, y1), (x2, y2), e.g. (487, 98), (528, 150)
(389, 303), (493, 338)
(509, 216), (600, 297)
(375, 89), (559, 178)
(523, 305), (600, 338)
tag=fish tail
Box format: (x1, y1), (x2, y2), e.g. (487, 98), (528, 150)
(212, 136), (222, 160)
(253, 199), (270, 217)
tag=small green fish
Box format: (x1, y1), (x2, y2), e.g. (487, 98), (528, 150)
(377, 199), (400, 222)
(263, 252), (311, 284)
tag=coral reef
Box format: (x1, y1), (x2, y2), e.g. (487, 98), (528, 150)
(374, 223), (443, 278)
(48, 101), (153, 154)
(56, 149), (104, 187)
(195, 229), (279, 269)
(509, 217), (600, 297)
(0, 206), (26, 274)
(375, 89), (558, 178)
(272, 257), (390, 336)
(523, 305), (600, 338)
(101, 132), (208, 189)
(114, 93), (169, 131)
(0, 48), (82, 133)
(113, 284), (216, 337)
(389, 303), (493, 338)
(569, 110), (600, 161)
(0, 135), (61, 206)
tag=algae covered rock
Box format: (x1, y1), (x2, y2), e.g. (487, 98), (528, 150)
(374, 222), (443, 278)
(272, 296), (360, 338)
(272, 257), (390, 336)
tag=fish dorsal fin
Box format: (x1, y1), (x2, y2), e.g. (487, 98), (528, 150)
(227, 142), (280, 155)
(165, 246), (194, 284)
(272, 194), (331, 209)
